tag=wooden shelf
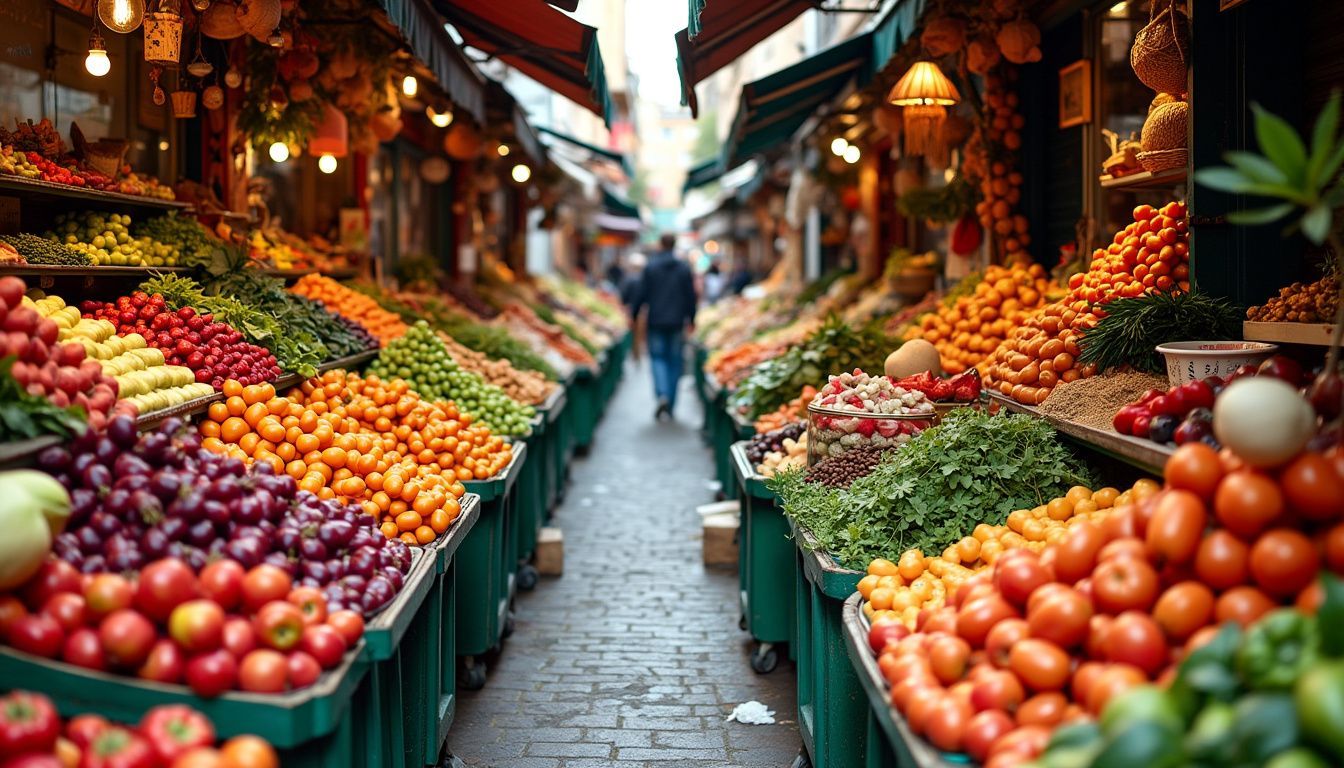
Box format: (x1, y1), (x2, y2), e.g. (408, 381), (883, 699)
(990, 392), (1171, 477)
(262, 267), (357, 281)
(0, 175), (189, 212)
(0, 264), (189, 278)
(0, 435), (61, 468)
(1100, 167), (1188, 190)
(1243, 321), (1337, 347)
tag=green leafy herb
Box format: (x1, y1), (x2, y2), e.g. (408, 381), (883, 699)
(0, 356), (87, 441)
(770, 409), (1096, 569)
(1078, 291), (1243, 374)
(896, 174), (979, 224)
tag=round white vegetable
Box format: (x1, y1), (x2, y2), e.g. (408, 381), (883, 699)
(1212, 377), (1316, 468)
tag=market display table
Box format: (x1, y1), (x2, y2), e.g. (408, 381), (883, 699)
(842, 594), (963, 768)
(456, 445), (526, 689)
(730, 441), (794, 673)
(570, 360), (602, 452)
(514, 414), (546, 591)
(790, 520), (867, 768)
(540, 384), (569, 518)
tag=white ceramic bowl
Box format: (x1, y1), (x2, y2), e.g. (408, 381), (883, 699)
(1155, 341), (1279, 386)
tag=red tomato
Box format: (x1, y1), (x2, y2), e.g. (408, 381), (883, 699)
(1100, 506), (1138, 542)
(83, 574), (134, 620)
(1008, 639), (1071, 691)
(65, 714), (109, 748)
(868, 619), (910, 655)
(970, 668), (1025, 713)
(1145, 490), (1207, 566)
(1026, 586), (1092, 649)
(987, 725), (1050, 761)
(198, 561), (245, 612)
(1214, 470), (1285, 539)
(1214, 586), (1276, 627)
(1324, 523), (1344, 574)
(1280, 453), (1344, 522)
(298, 625), (348, 670)
(61, 627), (106, 671)
(1070, 662), (1106, 707)
(1098, 537), (1148, 563)
(994, 550), (1053, 608)
(1085, 615), (1114, 660)
(924, 698), (972, 752)
(904, 686), (945, 735)
(1194, 529), (1251, 590)
(238, 649), (288, 693)
(20, 560), (82, 610)
(985, 618), (1030, 668)
(134, 559), (201, 623)
(286, 651), (321, 689)
(891, 676), (939, 712)
(1016, 693), (1068, 727)
(218, 735), (279, 768)
(286, 587), (328, 628)
(1249, 528), (1320, 597)
(221, 618), (258, 658)
(0, 594), (26, 641)
(137, 638), (185, 684)
(1091, 557), (1159, 615)
(252, 601), (305, 652)
(929, 634), (972, 685)
(168, 600), (225, 654)
(184, 650), (238, 698)
(1152, 581), (1215, 642)
(41, 593), (86, 634)
(957, 596), (1019, 649)
(964, 709), (1016, 763)
(325, 610), (365, 646)
(1297, 580), (1324, 614)
(1102, 611), (1168, 676)
(1085, 664), (1147, 714)
(922, 606), (959, 636)
(97, 609), (156, 669)
(1164, 442), (1224, 500)
(1052, 521), (1105, 584)
(241, 565), (292, 615)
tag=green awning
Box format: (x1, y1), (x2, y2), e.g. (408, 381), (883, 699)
(436, 0), (614, 126)
(676, 0), (816, 117)
(371, 0), (486, 123)
(682, 157), (724, 195)
(869, 0), (930, 78)
(722, 33), (873, 167)
(602, 187), (641, 220)
(537, 126), (633, 178)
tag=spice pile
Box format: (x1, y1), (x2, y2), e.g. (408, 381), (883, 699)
(1037, 370), (1170, 431)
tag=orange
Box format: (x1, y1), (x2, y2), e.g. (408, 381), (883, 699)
(207, 402), (230, 422)
(243, 402), (270, 428)
(220, 417), (250, 444)
(222, 380), (243, 398)
(225, 396), (247, 417)
(199, 420), (222, 439)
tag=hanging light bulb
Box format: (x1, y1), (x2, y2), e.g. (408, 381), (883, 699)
(401, 75), (418, 98)
(511, 164), (531, 183)
(318, 154), (338, 174)
(268, 142), (290, 163)
(85, 30), (111, 77)
(497, 144), (511, 157)
(829, 137), (848, 156)
(97, 0), (144, 33)
(842, 145), (860, 164)
(427, 106), (453, 128)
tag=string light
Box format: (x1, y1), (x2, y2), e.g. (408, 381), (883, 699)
(830, 137), (848, 156)
(401, 75), (418, 98)
(318, 154), (337, 174)
(268, 142), (290, 163)
(427, 107), (453, 128)
(85, 31), (110, 77)
(842, 145), (860, 164)
(497, 144), (511, 157)
(511, 164), (531, 183)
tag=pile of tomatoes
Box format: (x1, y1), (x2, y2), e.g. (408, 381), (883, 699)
(864, 440), (1344, 767)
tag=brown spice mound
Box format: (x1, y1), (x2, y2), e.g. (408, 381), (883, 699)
(1038, 371), (1170, 431)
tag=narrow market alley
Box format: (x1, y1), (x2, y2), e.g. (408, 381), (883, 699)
(448, 365), (800, 767)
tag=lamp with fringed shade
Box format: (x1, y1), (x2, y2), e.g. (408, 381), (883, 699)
(888, 61), (960, 160)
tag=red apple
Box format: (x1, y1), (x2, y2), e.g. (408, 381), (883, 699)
(135, 559), (200, 623)
(286, 651), (321, 689)
(253, 601), (305, 652)
(298, 624), (348, 670)
(168, 600), (225, 653)
(184, 650), (238, 698)
(98, 610), (156, 669)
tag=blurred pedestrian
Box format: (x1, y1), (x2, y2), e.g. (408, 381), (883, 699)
(703, 260), (726, 303)
(632, 234), (697, 421)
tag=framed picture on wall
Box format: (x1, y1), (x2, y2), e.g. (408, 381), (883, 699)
(1058, 59), (1092, 129)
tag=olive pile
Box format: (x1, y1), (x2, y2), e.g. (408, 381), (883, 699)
(746, 422), (806, 465)
(1, 233), (90, 266)
(805, 446), (888, 488)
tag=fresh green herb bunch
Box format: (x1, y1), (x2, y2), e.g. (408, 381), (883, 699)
(134, 213), (220, 268)
(770, 409), (1096, 570)
(369, 322), (534, 436)
(730, 316), (894, 420)
(0, 357), (87, 440)
(1079, 291), (1244, 374)
(1, 233), (89, 266)
(200, 266), (372, 361)
(141, 273), (323, 377)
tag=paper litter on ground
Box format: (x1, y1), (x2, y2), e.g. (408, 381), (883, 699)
(726, 701), (776, 725)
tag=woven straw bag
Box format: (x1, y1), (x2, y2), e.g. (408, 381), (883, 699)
(1131, 0), (1189, 95)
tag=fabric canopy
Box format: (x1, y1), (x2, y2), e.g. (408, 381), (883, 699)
(722, 32), (872, 167)
(675, 0), (816, 117)
(537, 126), (633, 177)
(869, 0), (930, 80)
(681, 157), (725, 195)
(602, 187), (641, 221)
(435, 0), (613, 126)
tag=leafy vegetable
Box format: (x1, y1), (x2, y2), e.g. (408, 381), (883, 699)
(0, 357), (87, 441)
(730, 316), (894, 420)
(770, 409), (1095, 569)
(797, 267), (854, 306)
(1079, 291), (1243, 374)
(133, 213), (221, 268)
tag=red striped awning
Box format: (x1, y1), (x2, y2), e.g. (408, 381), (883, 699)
(676, 0), (817, 116)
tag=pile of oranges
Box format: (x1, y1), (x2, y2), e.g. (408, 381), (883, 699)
(859, 479), (1159, 627)
(983, 202), (1190, 405)
(199, 372), (514, 545)
(290, 275), (408, 346)
(903, 262), (1055, 375)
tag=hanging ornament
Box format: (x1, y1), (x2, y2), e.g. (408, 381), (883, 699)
(224, 65), (242, 88)
(309, 104), (348, 158)
(267, 84), (288, 109)
(150, 66), (166, 105)
(235, 0), (282, 44)
(202, 84), (224, 110)
(143, 0), (184, 66)
(186, 31), (213, 77)
(201, 1), (244, 39)
(170, 89), (197, 119)
(888, 61), (960, 158)
(191, 0), (211, 10)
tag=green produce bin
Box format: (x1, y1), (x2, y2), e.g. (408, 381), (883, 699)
(842, 594), (963, 768)
(456, 447), (525, 689)
(570, 364), (600, 452)
(707, 380), (742, 501)
(730, 441), (794, 674)
(0, 643), (367, 768)
(428, 495), (478, 763)
(514, 416), (545, 590)
(539, 386), (568, 519)
(790, 520), (867, 768)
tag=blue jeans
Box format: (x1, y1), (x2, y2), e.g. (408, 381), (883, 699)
(647, 328), (684, 410)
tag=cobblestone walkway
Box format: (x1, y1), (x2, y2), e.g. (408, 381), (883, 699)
(448, 362), (800, 767)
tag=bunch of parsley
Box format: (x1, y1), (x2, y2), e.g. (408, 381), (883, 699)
(771, 409), (1096, 570)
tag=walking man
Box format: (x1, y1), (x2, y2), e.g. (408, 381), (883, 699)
(632, 234), (697, 421)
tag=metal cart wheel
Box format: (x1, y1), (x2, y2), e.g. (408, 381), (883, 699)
(749, 642), (778, 674)
(790, 749), (812, 768)
(517, 563), (539, 591)
(439, 753), (467, 768)
(503, 612), (516, 638)
(738, 614), (748, 631)
(460, 658), (487, 690)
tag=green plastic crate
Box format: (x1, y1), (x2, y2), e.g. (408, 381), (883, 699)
(457, 449), (524, 665)
(516, 416), (545, 569)
(537, 386), (567, 517)
(730, 442), (794, 670)
(706, 381), (739, 501)
(570, 365), (600, 450)
(0, 643), (367, 768)
(790, 520), (867, 768)
(841, 594), (965, 768)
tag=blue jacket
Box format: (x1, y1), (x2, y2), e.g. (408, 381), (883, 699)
(633, 251), (697, 331)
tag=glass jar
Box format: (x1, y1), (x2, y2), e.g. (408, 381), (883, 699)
(806, 402), (937, 465)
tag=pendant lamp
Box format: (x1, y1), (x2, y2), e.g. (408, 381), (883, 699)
(888, 61), (960, 158)
(309, 104), (348, 158)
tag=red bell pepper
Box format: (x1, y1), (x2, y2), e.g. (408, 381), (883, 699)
(78, 727), (157, 768)
(138, 705), (215, 763)
(0, 691), (59, 756)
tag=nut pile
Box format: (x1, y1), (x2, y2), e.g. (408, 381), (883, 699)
(441, 333), (554, 405)
(809, 370), (936, 459)
(805, 446), (888, 488)
(1247, 273), (1339, 323)
(758, 434), (808, 478)
(1, 233), (89, 266)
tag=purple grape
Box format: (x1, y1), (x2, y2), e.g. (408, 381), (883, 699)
(71, 452), (97, 477)
(224, 537), (264, 568)
(276, 528), (302, 552)
(203, 500), (230, 526)
(37, 446), (71, 472)
(318, 520), (354, 548)
(234, 495), (264, 525)
(347, 549), (375, 579)
(107, 416), (139, 449)
(341, 575), (367, 593)
(301, 561), (328, 583)
(141, 528), (171, 558)
(350, 529), (375, 549)
(380, 566), (404, 591)
(94, 438), (120, 465)
(130, 490), (163, 525)
(75, 527), (103, 554)
(156, 416), (184, 437)
(263, 551), (295, 575)
(114, 473), (152, 495)
(113, 453), (151, 478)
(159, 516), (187, 542)
(81, 555), (106, 573)
(362, 577), (395, 612)
(89, 511), (121, 537)
(324, 558), (346, 579)
(207, 476), (241, 503)
(186, 520), (216, 546)
(82, 464), (112, 492)
(136, 432), (171, 463)
(183, 547), (207, 571)
(69, 488), (97, 526)
(299, 537), (328, 561)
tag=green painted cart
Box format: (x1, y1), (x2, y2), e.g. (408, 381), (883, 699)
(790, 520), (867, 768)
(570, 363), (601, 452)
(842, 594), (964, 768)
(429, 495), (480, 762)
(456, 445), (526, 690)
(729, 441), (795, 674)
(539, 385), (568, 519)
(514, 414), (546, 591)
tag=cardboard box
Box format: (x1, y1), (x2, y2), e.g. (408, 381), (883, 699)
(703, 511), (739, 567)
(536, 526), (564, 576)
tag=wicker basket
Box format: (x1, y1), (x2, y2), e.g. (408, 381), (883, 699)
(1137, 148), (1187, 174)
(170, 91), (197, 119)
(1140, 101), (1188, 152)
(1131, 0), (1189, 95)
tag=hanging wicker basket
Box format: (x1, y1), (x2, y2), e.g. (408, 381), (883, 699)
(1140, 100), (1188, 152)
(1137, 148), (1187, 173)
(144, 12), (184, 65)
(1131, 0), (1189, 95)
(170, 90), (197, 118)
